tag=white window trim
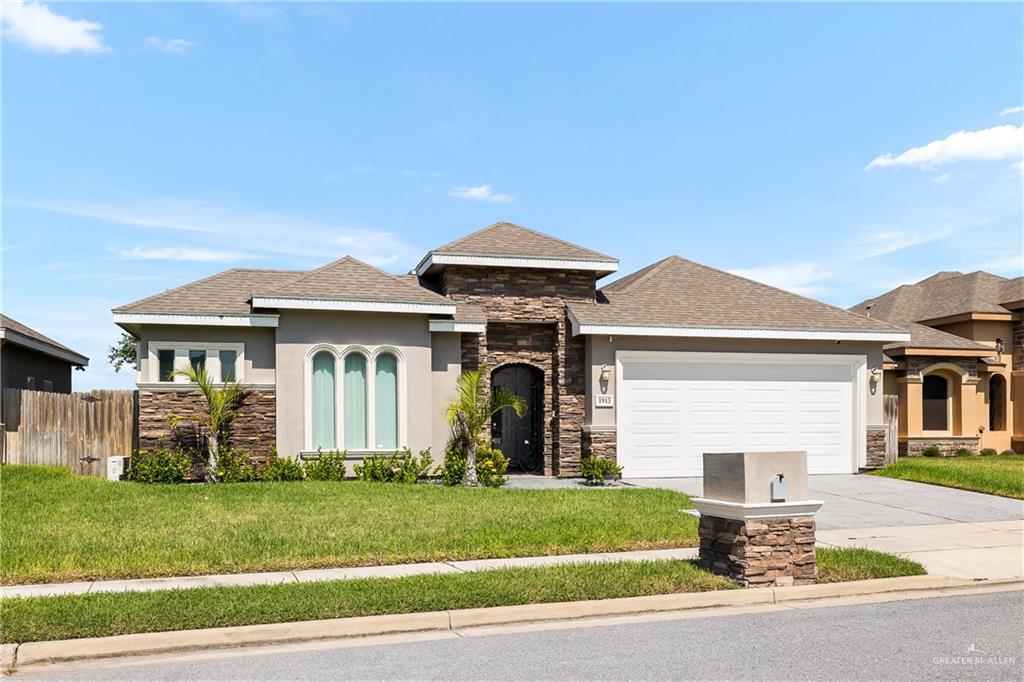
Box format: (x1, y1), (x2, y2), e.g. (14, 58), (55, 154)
(614, 350), (869, 471)
(303, 345), (408, 453)
(147, 342), (245, 385)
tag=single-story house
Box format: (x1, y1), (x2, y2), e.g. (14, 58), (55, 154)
(850, 271), (1023, 455)
(113, 222), (910, 477)
(0, 315), (89, 393)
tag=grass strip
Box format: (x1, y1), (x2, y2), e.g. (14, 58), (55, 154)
(816, 547), (926, 583)
(869, 455), (1024, 499)
(0, 465), (697, 585)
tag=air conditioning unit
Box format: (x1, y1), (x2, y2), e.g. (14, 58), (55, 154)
(107, 456), (128, 482)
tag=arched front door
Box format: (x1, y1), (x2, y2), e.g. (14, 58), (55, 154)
(491, 364), (544, 473)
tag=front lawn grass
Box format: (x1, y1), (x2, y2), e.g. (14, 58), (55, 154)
(0, 465), (698, 585)
(1, 548), (926, 644)
(869, 455), (1024, 499)
(816, 547), (926, 583)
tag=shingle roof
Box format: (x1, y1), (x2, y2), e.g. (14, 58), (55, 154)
(114, 269), (304, 315)
(256, 256), (450, 305)
(999, 276), (1024, 309)
(849, 271), (1015, 323)
(895, 323), (992, 352)
(0, 315), (88, 365)
(429, 222), (617, 262)
(570, 256), (903, 333)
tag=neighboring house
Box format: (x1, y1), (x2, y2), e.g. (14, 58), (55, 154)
(0, 315), (89, 393)
(851, 272), (1024, 456)
(113, 222), (908, 477)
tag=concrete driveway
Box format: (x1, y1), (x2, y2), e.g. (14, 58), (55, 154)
(625, 474), (1024, 579)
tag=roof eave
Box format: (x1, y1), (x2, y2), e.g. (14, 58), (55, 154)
(250, 296), (455, 316)
(111, 312), (280, 328)
(415, 252), (619, 278)
(882, 345), (993, 357)
(0, 329), (89, 367)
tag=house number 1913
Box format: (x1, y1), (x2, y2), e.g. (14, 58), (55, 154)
(594, 394), (614, 408)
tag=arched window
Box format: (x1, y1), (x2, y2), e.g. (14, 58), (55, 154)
(922, 374), (949, 432)
(311, 352), (336, 449)
(344, 353), (368, 449)
(375, 353), (399, 449)
(989, 375), (1006, 432)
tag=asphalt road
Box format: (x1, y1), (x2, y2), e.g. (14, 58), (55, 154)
(23, 591), (1024, 681)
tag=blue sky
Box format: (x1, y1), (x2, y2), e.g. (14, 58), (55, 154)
(3, 1), (1022, 390)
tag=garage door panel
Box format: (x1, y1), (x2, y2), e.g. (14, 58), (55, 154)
(618, 355), (859, 477)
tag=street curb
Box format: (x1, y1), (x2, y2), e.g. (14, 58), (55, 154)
(4, 575), (1020, 670)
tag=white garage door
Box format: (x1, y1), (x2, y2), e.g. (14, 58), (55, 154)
(617, 352), (863, 477)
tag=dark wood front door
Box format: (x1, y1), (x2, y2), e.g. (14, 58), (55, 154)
(491, 364), (544, 473)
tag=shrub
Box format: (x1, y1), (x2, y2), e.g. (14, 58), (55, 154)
(303, 450), (348, 481)
(920, 445), (941, 457)
(354, 449), (433, 484)
(216, 446), (261, 483)
(437, 448), (467, 487)
(439, 441), (508, 488)
(260, 449), (305, 482)
(1000, 449), (1017, 457)
(581, 456), (623, 486)
(953, 447), (974, 457)
(127, 446), (192, 484)
(979, 448), (999, 457)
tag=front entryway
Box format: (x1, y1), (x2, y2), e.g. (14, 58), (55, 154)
(491, 363), (544, 473)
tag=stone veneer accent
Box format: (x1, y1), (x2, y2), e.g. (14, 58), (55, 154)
(698, 515), (817, 587)
(865, 427), (887, 468)
(581, 428), (616, 462)
(898, 436), (980, 457)
(905, 355), (979, 379)
(438, 266), (595, 477)
(138, 389), (276, 460)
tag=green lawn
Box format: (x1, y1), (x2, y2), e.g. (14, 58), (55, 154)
(0, 465), (698, 585)
(870, 455), (1024, 499)
(0, 549), (924, 643)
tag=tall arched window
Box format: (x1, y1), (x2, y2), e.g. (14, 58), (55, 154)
(989, 374), (1006, 431)
(344, 353), (368, 449)
(375, 353), (399, 449)
(922, 374), (949, 432)
(311, 351), (336, 449)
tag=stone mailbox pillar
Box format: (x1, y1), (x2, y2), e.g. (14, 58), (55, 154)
(692, 451), (823, 587)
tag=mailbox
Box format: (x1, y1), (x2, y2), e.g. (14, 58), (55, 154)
(701, 451), (809, 505)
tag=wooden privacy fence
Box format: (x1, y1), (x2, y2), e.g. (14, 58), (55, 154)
(1, 389), (138, 477)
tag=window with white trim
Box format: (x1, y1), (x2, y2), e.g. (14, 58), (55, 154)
(148, 343), (244, 384)
(344, 352), (368, 449)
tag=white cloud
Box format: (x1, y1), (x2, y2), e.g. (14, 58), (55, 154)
(850, 225), (956, 260)
(109, 246), (256, 263)
(2, 0), (109, 54)
(727, 263), (830, 297)
(449, 185), (513, 203)
(931, 173), (951, 184)
(13, 196), (416, 267)
(1000, 106), (1024, 116)
(866, 125), (1024, 171)
(144, 36), (197, 56)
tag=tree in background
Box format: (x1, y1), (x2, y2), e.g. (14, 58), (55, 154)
(108, 332), (138, 373)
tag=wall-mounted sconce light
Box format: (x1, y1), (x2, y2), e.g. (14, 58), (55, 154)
(996, 338), (1004, 360)
(870, 367), (882, 383)
(599, 364), (611, 394)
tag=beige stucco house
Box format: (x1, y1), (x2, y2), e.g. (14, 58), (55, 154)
(113, 222), (913, 477)
(850, 271), (1024, 455)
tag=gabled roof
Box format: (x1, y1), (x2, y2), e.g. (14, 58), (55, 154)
(0, 315), (89, 366)
(999, 276), (1024, 310)
(416, 222), (619, 277)
(255, 256), (450, 306)
(569, 256), (908, 341)
(897, 323), (992, 352)
(114, 269), (304, 316)
(849, 271), (1017, 323)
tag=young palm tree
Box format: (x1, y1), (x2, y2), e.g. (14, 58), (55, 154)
(445, 366), (527, 487)
(170, 364), (250, 482)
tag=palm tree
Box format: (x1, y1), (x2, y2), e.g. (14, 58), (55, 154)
(445, 366), (527, 487)
(170, 364), (250, 482)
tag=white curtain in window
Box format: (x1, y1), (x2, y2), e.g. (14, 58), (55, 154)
(311, 352), (336, 449)
(344, 354), (367, 449)
(375, 353), (398, 449)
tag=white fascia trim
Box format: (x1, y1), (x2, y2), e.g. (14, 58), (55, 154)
(0, 329), (89, 366)
(112, 313), (279, 328)
(690, 498), (824, 521)
(428, 319), (487, 333)
(252, 297), (455, 316)
(415, 252), (619, 277)
(570, 319), (910, 343)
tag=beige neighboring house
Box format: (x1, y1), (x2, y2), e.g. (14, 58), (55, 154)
(0, 315), (89, 394)
(113, 222), (910, 477)
(850, 271), (1024, 455)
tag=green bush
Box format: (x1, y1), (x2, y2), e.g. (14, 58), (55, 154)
(979, 448), (999, 457)
(127, 446), (192, 484)
(438, 441), (508, 488)
(437, 448), (467, 487)
(354, 449), (432, 484)
(1000, 449), (1017, 457)
(303, 450), (348, 481)
(920, 445), (941, 457)
(581, 456), (623, 486)
(216, 446), (260, 483)
(260, 450), (305, 482)
(953, 447), (974, 457)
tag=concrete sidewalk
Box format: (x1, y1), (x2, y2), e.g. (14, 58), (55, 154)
(818, 519), (1024, 580)
(1, 547), (698, 599)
